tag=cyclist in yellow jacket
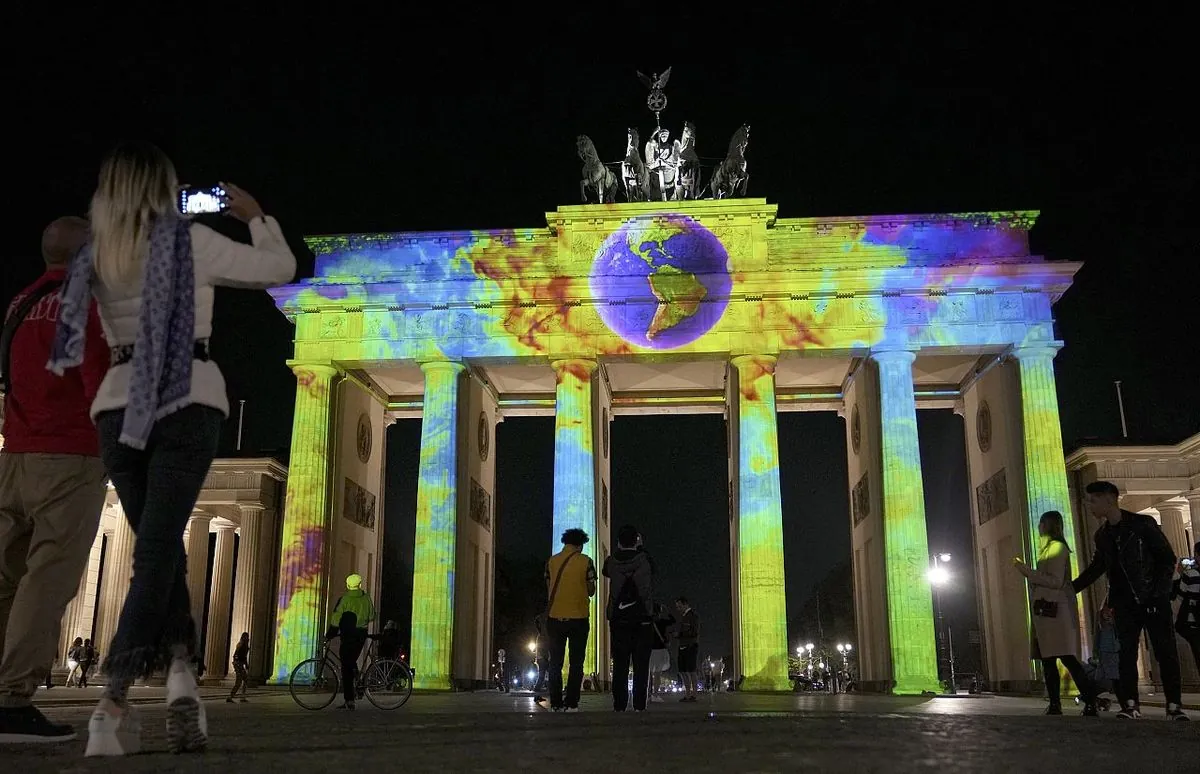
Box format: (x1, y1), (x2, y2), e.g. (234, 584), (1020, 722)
(326, 574), (376, 710)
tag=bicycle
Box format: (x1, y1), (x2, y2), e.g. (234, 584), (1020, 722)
(289, 634), (413, 710)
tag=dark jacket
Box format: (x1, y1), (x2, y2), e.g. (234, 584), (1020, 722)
(1072, 510), (1176, 606)
(603, 548), (653, 622)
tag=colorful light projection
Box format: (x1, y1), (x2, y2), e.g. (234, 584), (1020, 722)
(873, 349), (941, 694)
(268, 202), (1071, 691)
(731, 355), (789, 690)
(409, 361), (464, 689)
(271, 365), (338, 682)
(550, 359), (601, 677)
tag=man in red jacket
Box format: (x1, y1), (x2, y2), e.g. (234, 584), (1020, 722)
(0, 216), (110, 744)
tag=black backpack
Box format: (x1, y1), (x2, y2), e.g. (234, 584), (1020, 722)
(609, 567), (646, 623)
(0, 280), (63, 395)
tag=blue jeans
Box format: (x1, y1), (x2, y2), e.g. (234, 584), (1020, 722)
(96, 405), (222, 681)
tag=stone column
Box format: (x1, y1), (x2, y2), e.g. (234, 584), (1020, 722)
(1156, 500), (1190, 559)
(410, 361), (465, 690)
(271, 364), (340, 683)
(185, 512), (213, 633)
(1185, 493), (1200, 552)
(204, 523), (236, 678)
(95, 511), (136, 655)
(1012, 344), (1089, 658)
(729, 355), (790, 691)
(229, 505), (264, 679)
(871, 349), (940, 695)
(550, 359), (600, 678)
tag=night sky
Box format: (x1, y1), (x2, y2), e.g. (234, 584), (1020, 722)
(10, 10), (1197, 667)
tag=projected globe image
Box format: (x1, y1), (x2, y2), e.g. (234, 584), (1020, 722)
(590, 215), (732, 349)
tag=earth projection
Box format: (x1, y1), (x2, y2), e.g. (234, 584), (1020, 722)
(589, 215), (731, 349)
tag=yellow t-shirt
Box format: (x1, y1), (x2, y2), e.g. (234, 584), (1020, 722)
(545, 548), (597, 619)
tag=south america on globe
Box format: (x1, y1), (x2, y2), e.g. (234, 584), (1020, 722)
(590, 215), (732, 350)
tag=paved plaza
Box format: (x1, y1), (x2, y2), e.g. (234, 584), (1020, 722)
(6, 690), (1197, 772)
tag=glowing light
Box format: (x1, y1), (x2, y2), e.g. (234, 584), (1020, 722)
(927, 566), (950, 586)
(528, 640), (537, 653)
(409, 361), (465, 690)
(937, 553), (952, 563)
(731, 355), (788, 691)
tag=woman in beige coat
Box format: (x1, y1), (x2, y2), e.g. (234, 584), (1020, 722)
(1014, 510), (1098, 716)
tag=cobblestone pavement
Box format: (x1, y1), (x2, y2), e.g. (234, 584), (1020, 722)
(6, 691), (1197, 773)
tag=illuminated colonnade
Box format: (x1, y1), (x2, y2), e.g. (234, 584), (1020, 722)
(267, 200), (1083, 694)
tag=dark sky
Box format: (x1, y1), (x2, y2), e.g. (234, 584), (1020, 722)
(9, 10), (1197, 664)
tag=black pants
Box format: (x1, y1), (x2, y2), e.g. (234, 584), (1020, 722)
(1040, 656), (1094, 705)
(611, 621), (653, 711)
(1114, 601), (1182, 707)
(97, 405), (222, 682)
(547, 617), (588, 709)
(339, 626), (368, 704)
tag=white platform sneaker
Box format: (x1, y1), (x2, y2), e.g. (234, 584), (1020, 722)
(165, 658), (208, 754)
(84, 704), (142, 757)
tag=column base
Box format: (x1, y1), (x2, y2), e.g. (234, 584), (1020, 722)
(891, 676), (942, 696)
(739, 675), (792, 692)
(413, 674), (454, 692)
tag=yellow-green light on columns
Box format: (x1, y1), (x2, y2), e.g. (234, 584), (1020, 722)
(872, 349), (940, 695)
(551, 358), (599, 678)
(730, 355), (790, 691)
(410, 360), (466, 690)
(271, 364), (339, 683)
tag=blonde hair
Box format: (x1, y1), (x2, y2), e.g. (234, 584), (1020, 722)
(89, 142), (179, 288)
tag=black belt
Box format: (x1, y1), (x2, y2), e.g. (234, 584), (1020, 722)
(110, 340), (210, 367)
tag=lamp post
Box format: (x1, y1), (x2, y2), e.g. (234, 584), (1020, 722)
(928, 553), (956, 694)
(805, 642), (814, 680)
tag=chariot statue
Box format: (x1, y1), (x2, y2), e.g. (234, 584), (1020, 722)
(673, 121), (701, 200)
(644, 126), (679, 201)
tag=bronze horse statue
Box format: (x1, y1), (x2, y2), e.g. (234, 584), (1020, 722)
(577, 135), (618, 204)
(709, 124), (750, 199)
(621, 127), (650, 202)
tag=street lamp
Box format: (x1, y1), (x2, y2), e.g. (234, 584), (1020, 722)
(928, 553), (956, 694)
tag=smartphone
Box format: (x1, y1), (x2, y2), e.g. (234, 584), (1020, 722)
(1183, 557), (1197, 568)
(178, 184), (229, 215)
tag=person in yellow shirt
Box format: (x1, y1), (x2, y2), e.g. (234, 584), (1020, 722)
(542, 529), (597, 711)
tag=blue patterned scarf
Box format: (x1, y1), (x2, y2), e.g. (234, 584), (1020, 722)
(48, 215), (196, 450)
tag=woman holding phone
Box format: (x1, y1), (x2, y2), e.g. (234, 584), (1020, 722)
(49, 142), (296, 757)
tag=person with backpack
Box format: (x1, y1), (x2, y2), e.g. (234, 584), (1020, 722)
(542, 528), (597, 712)
(78, 640), (97, 689)
(675, 596), (701, 702)
(325, 573), (376, 710)
(603, 525), (654, 712)
(0, 217), (110, 744)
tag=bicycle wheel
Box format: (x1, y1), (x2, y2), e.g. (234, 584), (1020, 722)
(290, 657), (339, 710)
(364, 659), (414, 710)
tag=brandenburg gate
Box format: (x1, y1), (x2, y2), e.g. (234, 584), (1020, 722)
(267, 199), (1082, 694)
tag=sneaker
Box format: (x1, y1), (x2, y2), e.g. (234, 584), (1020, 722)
(563, 707), (579, 713)
(1165, 703), (1190, 721)
(165, 658), (207, 754)
(1081, 702), (1099, 717)
(1044, 704), (1062, 716)
(1115, 702), (1142, 720)
(0, 706), (76, 744)
(84, 705), (141, 757)
(337, 701), (356, 710)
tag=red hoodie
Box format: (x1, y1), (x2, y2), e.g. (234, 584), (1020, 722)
(1, 269), (109, 456)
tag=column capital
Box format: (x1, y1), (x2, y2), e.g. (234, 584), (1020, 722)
(187, 512), (213, 527)
(1155, 498), (1189, 515)
(869, 348), (917, 366)
(290, 363), (338, 379)
(236, 503), (265, 516)
(419, 360), (467, 376)
(730, 353), (778, 371)
(551, 358), (598, 376)
(212, 518), (238, 533)
(1010, 341), (1064, 361)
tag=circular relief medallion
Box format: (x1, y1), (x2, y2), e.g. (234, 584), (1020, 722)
(356, 413), (372, 464)
(851, 404), (862, 455)
(478, 412), (490, 461)
(977, 400), (993, 453)
(602, 408), (610, 458)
